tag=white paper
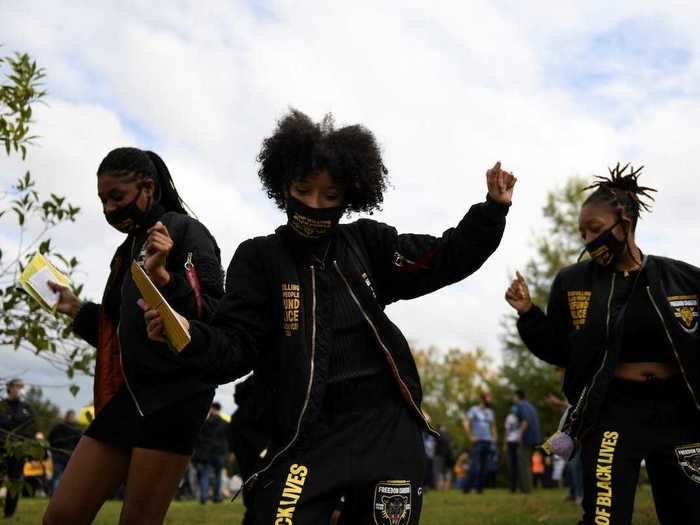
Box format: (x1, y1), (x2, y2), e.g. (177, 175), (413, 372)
(27, 266), (60, 307)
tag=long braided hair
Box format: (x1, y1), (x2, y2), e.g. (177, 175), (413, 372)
(582, 162), (657, 231)
(97, 147), (192, 216)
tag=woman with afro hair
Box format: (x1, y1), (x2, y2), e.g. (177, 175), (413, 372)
(507, 164), (700, 524)
(144, 109), (516, 524)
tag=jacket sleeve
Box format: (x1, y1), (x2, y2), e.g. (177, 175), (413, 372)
(71, 301), (100, 348)
(357, 197), (509, 304)
(516, 272), (571, 367)
(159, 218), (224, 322)
(180, 239), (271, 385)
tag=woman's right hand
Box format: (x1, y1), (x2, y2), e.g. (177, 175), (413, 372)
(138, 299), (190, 343)
(505, 271), (533, 314)
(47, 281), (81, 318)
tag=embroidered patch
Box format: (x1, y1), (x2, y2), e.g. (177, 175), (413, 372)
(281, 283), (301, 336)
(374, 480), (412, 525)
(392, 252), (415, 269)
(568, 290), (592, 330)
(668, 295), (699, 333)
(675, 443), (700, 484)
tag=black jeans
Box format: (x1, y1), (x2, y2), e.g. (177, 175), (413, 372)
(464, 441), (492, 493)
(248, 375), (426, 525)
(580, 377), (700, 525)
(507, 442), (519, 492)
(1, 455), (25, 517)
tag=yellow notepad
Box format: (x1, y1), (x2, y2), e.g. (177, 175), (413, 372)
(19, 252), (71, 312)
(130, 261), (192, 352)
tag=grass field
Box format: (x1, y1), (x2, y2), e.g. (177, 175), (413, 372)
(6, 487), (658, 524)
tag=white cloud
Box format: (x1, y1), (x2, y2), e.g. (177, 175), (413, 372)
(2, 1), (700, 414)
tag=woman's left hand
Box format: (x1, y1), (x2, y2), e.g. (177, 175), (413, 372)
(144, 221), (173, 287)
(486, 161), (517, 205)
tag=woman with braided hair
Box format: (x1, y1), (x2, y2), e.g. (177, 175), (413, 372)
(43, 148), (224, 524)
(506, 164), (700, 524)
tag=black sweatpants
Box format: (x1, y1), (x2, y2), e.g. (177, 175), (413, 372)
(580, 377), (700, 525)
(248, 375), (426, 525)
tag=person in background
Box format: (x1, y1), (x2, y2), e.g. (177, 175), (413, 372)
(434, 424), (455, 490)
(503, 406), (521, 493)
(423, 432), (437, 491)
(228, 376), (267, 525)
(0, 378), (35, 518)
(512, 389), (541, 494)
(462, 393), (497, 494)
(48, 410), (83, 495)
(192, 402), (229, 504)
(545, 389), (584, 503)
(453, 452), (470, 491)
(532, 450), (545, 488)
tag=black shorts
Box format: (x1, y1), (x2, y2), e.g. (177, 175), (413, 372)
(84, 386), (214, 455)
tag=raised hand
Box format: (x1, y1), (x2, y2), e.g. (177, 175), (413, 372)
(505, 271), (532, 314)
(144, 221), (173, 287)
(486, 161), (517, 205)
(47, 281), (81, 318)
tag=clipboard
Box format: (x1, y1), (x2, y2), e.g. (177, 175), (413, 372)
(130, 261), (192, 352)
(19, 252), (71, 312)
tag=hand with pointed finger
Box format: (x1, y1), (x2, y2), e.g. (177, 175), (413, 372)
(486, 161), (517, 205)
(144, 221), (173, 287)
(47, 281), (81, 318)
(505, 271), (532, 314)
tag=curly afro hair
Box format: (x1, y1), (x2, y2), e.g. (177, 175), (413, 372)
(257, 109), (389, 213)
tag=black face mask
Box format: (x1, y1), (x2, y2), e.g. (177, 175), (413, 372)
(286, 195), (344, 241)
(580, 220), (627, 266)
(104, 186), (148, 234)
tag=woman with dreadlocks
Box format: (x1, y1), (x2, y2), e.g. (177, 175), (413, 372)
(505, 164), (700, 524)
(43, 148), (224, 525)
(143, 109), (516, 523)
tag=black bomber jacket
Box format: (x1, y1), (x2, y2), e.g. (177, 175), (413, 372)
(73, 210), (224, 415)
(517, 254), (700, 440)
(182, 197), (509, 485)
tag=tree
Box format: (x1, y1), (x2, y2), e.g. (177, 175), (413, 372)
(0, 51), (92, 392)
(25, 386), (61, 436)
(0, 48), (92, 499)
(499, 177), (589, 436)
(414, 345), (496, 452)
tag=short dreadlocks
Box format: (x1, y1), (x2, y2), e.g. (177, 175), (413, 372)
(582, 163), (657, 231)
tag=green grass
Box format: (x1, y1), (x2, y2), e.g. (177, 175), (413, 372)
(8, 487), (657, 524)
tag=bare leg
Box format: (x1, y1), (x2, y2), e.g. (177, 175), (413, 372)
(119, 447), (190, 525)
(43, 436), (131, 525)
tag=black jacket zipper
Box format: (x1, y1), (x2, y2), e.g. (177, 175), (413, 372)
(575, 272), (616, 439)
(237, 264), (318, 496)
(333, 260), (438, 436)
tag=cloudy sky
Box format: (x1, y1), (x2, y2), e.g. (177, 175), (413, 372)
(2, 1), (700, 414)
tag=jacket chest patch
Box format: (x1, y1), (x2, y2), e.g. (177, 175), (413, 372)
(281, 283), (301, 336)
(568, 290), (592, 330)
(668, 295), (698, 333)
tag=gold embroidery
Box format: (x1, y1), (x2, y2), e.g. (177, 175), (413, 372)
(282, 283), (301, 336)
(568, 291), (592, 329)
